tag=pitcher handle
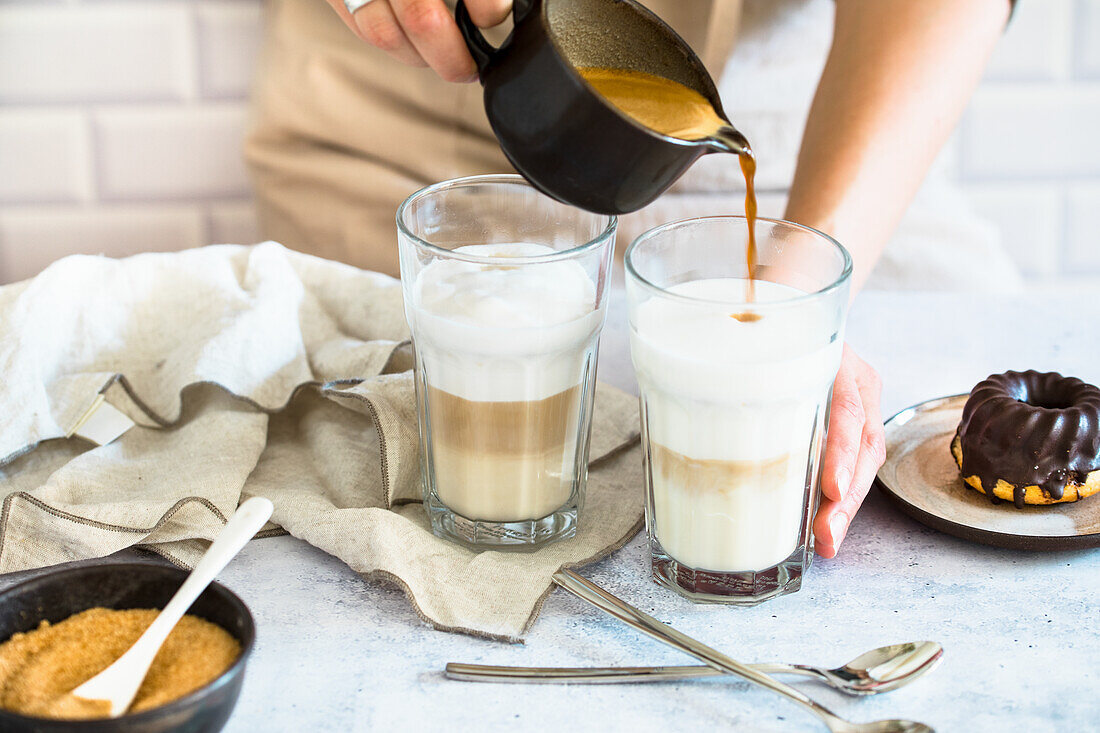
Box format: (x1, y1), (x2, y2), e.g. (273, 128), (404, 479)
(455, 0), (540, 80)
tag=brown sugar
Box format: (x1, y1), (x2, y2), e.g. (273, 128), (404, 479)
(0, 607), (240, 720)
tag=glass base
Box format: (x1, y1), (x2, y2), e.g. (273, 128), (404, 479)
(425, 490), (577, 551)
(649, 536), (811, 605)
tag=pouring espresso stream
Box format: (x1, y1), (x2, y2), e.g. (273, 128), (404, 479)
(578, 66), (761, 317)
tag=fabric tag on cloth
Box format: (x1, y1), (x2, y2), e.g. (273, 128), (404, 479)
(68, 395), (136, 446)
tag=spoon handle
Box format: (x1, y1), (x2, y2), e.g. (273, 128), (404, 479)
(134, 496), (274, 658)
(445, 662), (805, 685)
(552, 569), (850, 733)
(72, 497), (274, 715)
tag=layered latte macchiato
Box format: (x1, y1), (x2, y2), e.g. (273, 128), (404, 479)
(632, 278), (842, 573)
(409, 243), (602, 523)
(626, 216), (850, 604)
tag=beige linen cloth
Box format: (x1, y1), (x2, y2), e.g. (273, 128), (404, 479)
(0, 243), (643, 642)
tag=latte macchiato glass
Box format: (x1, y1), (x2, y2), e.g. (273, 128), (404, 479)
(625, 217), (851, 604)
(398, 176), (616, 549)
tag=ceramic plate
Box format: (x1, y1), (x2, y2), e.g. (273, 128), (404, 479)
(875, 394), (1100, 551)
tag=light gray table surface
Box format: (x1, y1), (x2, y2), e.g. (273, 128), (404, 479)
(3, 292), (1097, 732)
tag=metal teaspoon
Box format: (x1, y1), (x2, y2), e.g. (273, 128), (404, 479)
(549, 569), (934, 733)
(445, 640), (942, 696)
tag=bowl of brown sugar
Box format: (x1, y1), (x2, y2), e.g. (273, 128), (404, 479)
(0, 562), (255, 732)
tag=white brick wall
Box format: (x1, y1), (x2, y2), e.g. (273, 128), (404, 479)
(952, 0), (1100, 281)
(0, 0), (1096, 284)
(1076, 0), (1100, 79)
(0, 110), (91, 203)
(196, 3), (264, 99)
(965, 184), (1063, 277)
(0, 0), (261, 284)
(0, 206), (205, 283)
(982, 0), (1072, 81)
(961, 88), (1100, 179)
(1067, 184), (1100, 270)
(95, 105), (251, 199)
(0, 5), (195, 103)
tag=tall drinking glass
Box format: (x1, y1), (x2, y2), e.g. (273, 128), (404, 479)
(398, 175), (616, 549)
(625, 216), (851, 603)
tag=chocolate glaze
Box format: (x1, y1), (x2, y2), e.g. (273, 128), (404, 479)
(955, 370), (1100, 508)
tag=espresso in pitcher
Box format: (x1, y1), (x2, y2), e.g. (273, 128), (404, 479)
(579, 67), (761, 318)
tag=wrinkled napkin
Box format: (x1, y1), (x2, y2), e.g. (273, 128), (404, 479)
(0, 243), (643, 641)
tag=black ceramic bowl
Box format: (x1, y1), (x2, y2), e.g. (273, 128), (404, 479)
(0, 562), (255, 733)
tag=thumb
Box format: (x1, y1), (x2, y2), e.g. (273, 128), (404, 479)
(465, 0), (512, 27)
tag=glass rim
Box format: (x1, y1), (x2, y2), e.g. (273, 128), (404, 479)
(624, 215), (853, 308)
(395, 174), (618, 266)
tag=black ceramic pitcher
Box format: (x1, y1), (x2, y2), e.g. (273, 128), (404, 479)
(455, 0), (749, 215)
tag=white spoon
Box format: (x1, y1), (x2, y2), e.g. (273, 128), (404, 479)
(70, 497), (274, 717)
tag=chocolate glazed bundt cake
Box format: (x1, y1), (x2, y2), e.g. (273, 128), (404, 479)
(952, 370), (1100, 508)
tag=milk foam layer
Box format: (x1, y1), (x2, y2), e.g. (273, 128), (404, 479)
(411, 243), (601, 401)
(631, 278), (842, 572)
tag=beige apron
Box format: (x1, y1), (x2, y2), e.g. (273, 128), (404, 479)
(245, 0), (742, 275)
